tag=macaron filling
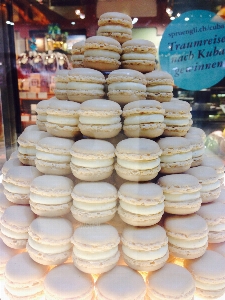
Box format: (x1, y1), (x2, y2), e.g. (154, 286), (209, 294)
(47, 115), (79, 126)
(124, 114), (164, 125)
(4, 182), (30, 194)
(160, 152), (192, 163)
(5, 281), (43, 297)
(71, 157), (114, 168)
(30, 193), (71, 205)
(73, 246), (118, 261)
(1, 226), (28, 239)
(108, 82), (146, 92)
(73, 200), (116, 211)
(36, 151), (71, 163)
(121, 53), (155, 60)
(79, 115), (120, 125)
(168, 236), (208, 249)
(147, 85), (173, 92)
(120, 201), (164, 215)
(122, 244), (168, 261)
(18, 146), (36, 155)
(28, 237), (72, 254)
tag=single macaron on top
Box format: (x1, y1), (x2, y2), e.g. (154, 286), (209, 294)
(121, 225), (169, 272)
(44, 263), (94, 300)
(121, 39), (156, 72)
(197, 202), (225, 243)
(30, 175), (74, 217)
(54, 69), (69, 100)
(4, 252), (49, 300)
(164, 214), (208, 259)
(145, 70), (174, 102)
(70, 139), (115, 181)
(35, 99), (54, 131)
(35, 137), (74, 175)
(95, 265), (146, 300)
(45, 99), (80, 138)
(78, 99), (122, 139)
(118, 182), (164, 226)
(67, 67), (106, 102)
(1, 205), (36, 249)
(97, 12), (133, 44)
(71, 224), (120, 274)
(17, 130), (51, 165)
(158, 174), (202, 215)
(146, 263), (195, 300)
(115, 138), (162, 181)
(27, 217), (74, 265)
(201, 155), (224, 185)
(122, 100), (166, 138)
(186, 166), (221, 203)
(3, 166), (42, 204)
(71, 40), (85, 68)
(71, 181), (117, 224)
(157, 137), (192, 174)
(84, 36), (122, 71)
(162, 99), (192, 137)
(106, 69), (147, 105)
(185, 250), (225, 299)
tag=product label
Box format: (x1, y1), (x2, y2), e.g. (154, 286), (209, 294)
(159, 10), (225, 90)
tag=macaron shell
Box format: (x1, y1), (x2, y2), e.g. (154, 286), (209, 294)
(67, 89), (105, 102)
(35, 159), (72, 176)
(70, 164), (114, 181)
(123, 123), (165, 138)
(78, 123), (122, 139)
(45, 122), (80, 138)
(164, 198), (202, 215)
(160, 159), (193, 174)
(3, 189), (30, 205)
(30, 200), (72, 217)
(107, 90), (147, 105)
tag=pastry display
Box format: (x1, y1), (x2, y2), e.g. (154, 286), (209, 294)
(30, 175), (74, 217)
(78, 99), (122, 139)
(121, 225), (169, 271)
(71, 224), (120, 274)
(115, 138), (162, 181)
(54, 69), (69, 100)
(164, 214), (208, 259)
(17, 130), (51, 165)
(67, 67), (105, 102)
(186, 166), (221, 203)
(45, 99), (80, 138)
(118, 182), (164, 226)
(71, 41), (85, 68)
(83, 36), (122, 71)
(97, 12), (133, 43)
(121, 39), (156, 72)
(107, 69), (147, 105)
(122, 100), (166, 138)
(158, 174), (202, 214)
(71, 182), (117, 224)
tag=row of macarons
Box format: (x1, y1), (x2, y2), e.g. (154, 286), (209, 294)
(4, 250), (225, 300)
(2, 212), (225, 299)
(53, 68), (174, 105)
(35, 98), (192, 140)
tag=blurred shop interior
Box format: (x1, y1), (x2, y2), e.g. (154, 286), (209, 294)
(0, 0), (225, 166)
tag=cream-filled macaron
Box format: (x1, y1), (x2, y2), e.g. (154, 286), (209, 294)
(197, 202), (225, 243)
(121, 39), (156, 72)
(44, 263), (94, 300)
(67, 67), (105, 102)
(187, 126), (206, 142)
(45, 99), (80, 138)
(70, 139), (115, 181)
(147, 263), (195, 300)
(0, 192), (13, 219)
(185, 133), (205, 167)
(186, 166), (221, 203)
(115, 138), (162, 181)
(30, 175), (74, 217)
(1, 205), (36, 249)
(107, 69), (147, 105)
(95, 265), (146, 300)
(158, 137), (193, 173)
(97, 12), (132, 43)
(145, 70), (174, 102)
(162, 99), (192, 136)
(71, 182), (117, 224)
(78, 99), (122, 139)
(201, 155), (224, 186)
(54, 69), (68, 100)
(3, 166), (42, 204)
(0, 238), (20, 277)
(121, 225), (169, 272)
(18, 130), (51, 165)
(118, 182), (164, 226)
(4, 252), (49, 300)
(2, 158), (23, 182)
(35, 137), (74, 175)
(185, 250), (225, 299)
(71, 224), (120, 274)
(122, 100), (166, 138)
(27, 217), (74, 265)
(158, 174), (202, 214)
(71, 40), (85, 68)
(164, 214), (208, 259)
(84, 36), (122, 71)
(36, 98), (55, 131)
